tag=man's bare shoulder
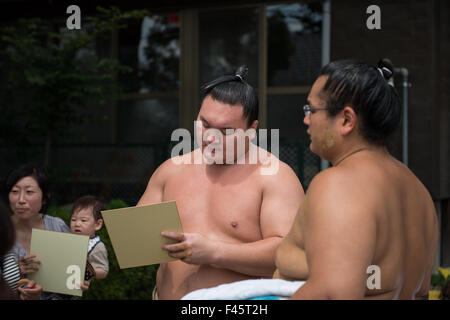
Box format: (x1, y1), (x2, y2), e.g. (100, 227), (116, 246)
(307, 166), (341, 185)
(306, 167), (364, 203)
(255, 147), (285, 175)
(163, 149), (201, 170)
(256, 147), (304, 192)
(151, 150), (200, 182)
(138, 150), (200, 205)
(304, 167), (378, 249)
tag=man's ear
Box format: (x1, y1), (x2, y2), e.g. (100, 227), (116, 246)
(248, 120), (258, 140)
(250, 119), (258, 130)
(340, 106), (357, 136)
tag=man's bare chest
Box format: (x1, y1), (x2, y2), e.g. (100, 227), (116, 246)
(162, 171), (263, 242)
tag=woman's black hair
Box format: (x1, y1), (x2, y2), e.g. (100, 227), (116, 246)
(319, 58), (401, 145)
(201, 65), (259, 127)
(0, 201), (16, 299)
(5, 163), (50, 214)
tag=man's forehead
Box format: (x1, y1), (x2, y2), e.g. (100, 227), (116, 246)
(199, 97), (246, 126)
(311, 76), (328, 93)
(308, 76), (328, 105)
(199, 114), (235, 129)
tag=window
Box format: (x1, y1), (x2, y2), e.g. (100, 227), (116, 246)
(117, 13), (180, 143)
(117, 98), (179, 144)
(267, 3), (322, 87)
(199, 7), (259, 88)
(119, 14), (180, 93)
(266, 2), (323, 140)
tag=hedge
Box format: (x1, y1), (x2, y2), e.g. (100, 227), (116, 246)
(47, 199), (158, 300)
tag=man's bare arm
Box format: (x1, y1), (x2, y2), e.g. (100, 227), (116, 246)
(274, 200), (310, 280)
(136, 159), (172, 206)
(163, 231), (283, 276)
(290, 169), (377, 299)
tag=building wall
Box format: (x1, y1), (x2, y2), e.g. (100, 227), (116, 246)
(330, 0), (449, 201)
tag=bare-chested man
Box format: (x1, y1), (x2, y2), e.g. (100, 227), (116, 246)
(275, 59), (438, 299)
(137, 66), (304, 299)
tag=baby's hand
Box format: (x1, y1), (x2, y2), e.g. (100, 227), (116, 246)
(79, 280), (91, 291)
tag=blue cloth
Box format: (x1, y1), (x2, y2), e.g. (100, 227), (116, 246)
(182, 279), (305, 300)
(250, 295), (281, 300)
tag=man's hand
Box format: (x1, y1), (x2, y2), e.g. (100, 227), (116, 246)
(18, 280), (42, 300)
(161, 231), (217, 265)
(18, 254), (40, 275)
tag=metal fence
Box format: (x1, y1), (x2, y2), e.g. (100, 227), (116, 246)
(0, 140), (320, 206)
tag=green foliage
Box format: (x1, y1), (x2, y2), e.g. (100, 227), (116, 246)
(47, 205), (71, 227)
(47, 198), (158, 300)
(430, 267), (450, 300)
(431, 272), (445, 287)
(0, 6), (148, 167)
(107, 199), (129, 210)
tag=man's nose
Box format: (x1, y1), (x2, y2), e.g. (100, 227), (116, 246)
(206, 133), (216, 144)
(303, 113), (310, 126)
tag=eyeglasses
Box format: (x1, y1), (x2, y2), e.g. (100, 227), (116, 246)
(302, 104), (329, 117)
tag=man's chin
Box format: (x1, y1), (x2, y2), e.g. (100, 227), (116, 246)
(309, 144), (331, 163)
(309, 143), (321, 158)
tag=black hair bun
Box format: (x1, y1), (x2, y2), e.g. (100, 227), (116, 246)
(376, 58), (394, 81)
(235, 65), (248, 80)
(201, 65), (249, 92)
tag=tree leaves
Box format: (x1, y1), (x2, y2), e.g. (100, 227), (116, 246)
(0, 7), (147, 166)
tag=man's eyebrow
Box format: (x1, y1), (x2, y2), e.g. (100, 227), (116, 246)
(200, 116), (230, 130)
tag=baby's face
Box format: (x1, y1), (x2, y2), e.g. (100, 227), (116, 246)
(70, 207), (102, 238)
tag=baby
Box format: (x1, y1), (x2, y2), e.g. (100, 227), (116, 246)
(70, 195), (109, 281)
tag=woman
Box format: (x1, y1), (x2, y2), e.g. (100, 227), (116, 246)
(6, 163), (70, 270)
(6, 163), (87, 299)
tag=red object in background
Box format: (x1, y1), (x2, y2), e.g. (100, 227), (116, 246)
(168, 13), (180, 24)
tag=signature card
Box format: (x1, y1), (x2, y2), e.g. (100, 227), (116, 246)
(29, 229), (89, 297)
(102, 201), (183, 269)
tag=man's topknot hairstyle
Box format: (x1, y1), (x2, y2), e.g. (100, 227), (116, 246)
(201, 65), (258, 127)
(319, 58), (401, 146)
